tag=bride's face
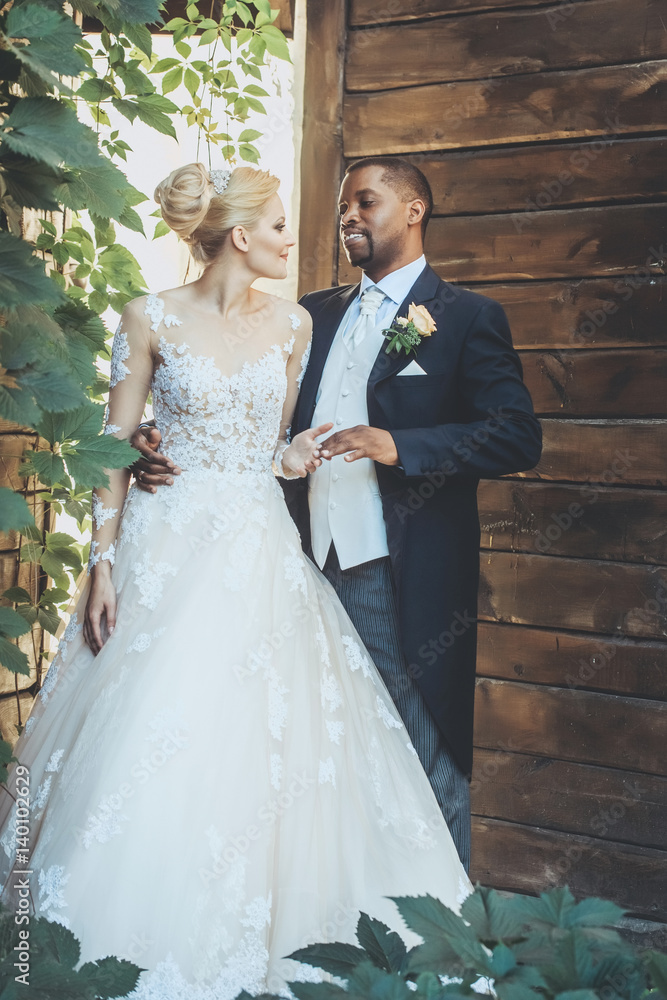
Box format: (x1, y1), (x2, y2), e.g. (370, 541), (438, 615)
(245, 193), (295, 279)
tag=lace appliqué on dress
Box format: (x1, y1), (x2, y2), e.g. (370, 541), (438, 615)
(88, 540), (116, 573)
(145, 293), (183, 334)
(132, 552), (177, 610)
(126, 628), (166, 654)
(38, 864), (70, 926)
(110, 326), (130, 388)
(297, 340), (311, 389)
(288, 312), (301, 330)
(92, 494), (118, 530)
(40, 613), (84, 705)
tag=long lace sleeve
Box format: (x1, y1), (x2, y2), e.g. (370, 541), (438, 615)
(272, 309), (312, 480)
(89, 298), (154, 572)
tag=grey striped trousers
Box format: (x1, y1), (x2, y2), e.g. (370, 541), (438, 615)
(322, 547), (471, 873)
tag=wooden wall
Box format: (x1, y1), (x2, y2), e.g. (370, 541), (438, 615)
(299, 0), (667, 930)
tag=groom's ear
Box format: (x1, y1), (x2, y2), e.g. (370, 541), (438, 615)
(231, 225), (249, 253)
(407, 198), (426, 229)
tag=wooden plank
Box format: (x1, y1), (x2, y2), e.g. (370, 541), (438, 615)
(470, 816), (667, 921)
(470, 750), (667, 849)
(343, 60), (667, 155)
(0, 690), (33, 746)
(520, 348), (667, 417)
(478, 480), (667, 564)
(338, 205), (667, 284)
(476, 279), (667, 350)
(426, 206), (667, 282)
(0, 554), (39, 605)
(393, 138), (667, 216)
(297, 0), (346, 294)
(350, 0), (577, 25)
(346, 0), (667, 91)
(525, 419), (667, 487)
(477, 623), (667, 700)
(479, 551), (667, 639)
(473, 676), (667, 774)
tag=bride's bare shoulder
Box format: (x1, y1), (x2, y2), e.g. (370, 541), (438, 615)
(258, 293), (311, 334)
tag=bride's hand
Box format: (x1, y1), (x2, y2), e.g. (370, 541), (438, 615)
(84, 567), (117, 656)
(283, 423), (334, 477)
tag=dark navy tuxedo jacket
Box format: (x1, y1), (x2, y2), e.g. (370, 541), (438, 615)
(283, 264), (542, 776)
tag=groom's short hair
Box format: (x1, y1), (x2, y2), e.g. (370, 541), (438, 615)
(344, 156), (433, 236)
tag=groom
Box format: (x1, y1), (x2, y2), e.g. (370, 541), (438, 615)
(285, 157), (541, 872)
(132, 157), (541, 871)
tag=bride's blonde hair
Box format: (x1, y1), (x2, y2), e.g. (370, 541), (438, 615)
(154, 163), (280, 267)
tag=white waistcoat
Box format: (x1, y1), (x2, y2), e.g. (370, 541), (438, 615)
(308, 319), (390, 571)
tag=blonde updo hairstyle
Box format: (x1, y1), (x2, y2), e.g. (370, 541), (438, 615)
(154, 163), (280, 267)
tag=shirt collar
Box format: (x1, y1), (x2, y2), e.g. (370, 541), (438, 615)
(359, 254), (427, 306)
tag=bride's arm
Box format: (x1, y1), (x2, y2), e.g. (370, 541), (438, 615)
(272, 309), (332, 479)
(83, 297), (154, 654)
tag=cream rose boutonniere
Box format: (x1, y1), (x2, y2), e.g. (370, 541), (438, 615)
(383, 303), (437, 356)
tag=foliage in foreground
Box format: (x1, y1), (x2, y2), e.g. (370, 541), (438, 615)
(0, 903), (142, 998)
(236, 886), (667, 1000)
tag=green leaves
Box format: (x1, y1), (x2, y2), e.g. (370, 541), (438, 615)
(356, 913), (407, 974)
(0, 906), (144, 997)
(0, 98), (100, 169)
(0, 232), (64, 310)
(0, 490), (34, 535)
(4, 3), (86, 84)
(277, 886), (658, 1000)
(0, 606), (30, 676)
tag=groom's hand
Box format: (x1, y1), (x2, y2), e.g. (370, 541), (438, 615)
(320, 425), (399, 466)
(130, 425), (181, 494)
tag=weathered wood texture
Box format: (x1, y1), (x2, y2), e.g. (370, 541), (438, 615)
(520, 349), (667, 417)
(337, 204), (667, 283)
(347, 0), (667, 91)
(470, 816), (667, 921)
(477, 622), (667, 699)
(479, 551), (667, 639)
(528, 419), (667, 486)
(297, 1), (346, 294)
(344, 61), (667, 155)
(477, 279), (667, 350)
(478, 480), (667, 563)
(470, 750), (667, 848)
(473, 677), (667, 774)
(392, 138), (667, 216)
(302, 0), (667, 915)
(350, 0), (600, 25)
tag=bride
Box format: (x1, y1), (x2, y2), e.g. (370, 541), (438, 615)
(0, 164), (470, 998)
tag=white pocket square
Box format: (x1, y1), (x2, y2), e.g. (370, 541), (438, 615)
(397, 359), (427, 376)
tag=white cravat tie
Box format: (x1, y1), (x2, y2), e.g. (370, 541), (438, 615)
(342, 286), (386, 351)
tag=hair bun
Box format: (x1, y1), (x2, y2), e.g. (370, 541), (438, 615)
(154, 163), (215, 240)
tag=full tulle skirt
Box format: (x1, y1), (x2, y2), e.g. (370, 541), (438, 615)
(0, 469), (470, 998)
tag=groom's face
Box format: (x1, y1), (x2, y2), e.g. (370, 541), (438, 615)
(338, 166), (410, 273)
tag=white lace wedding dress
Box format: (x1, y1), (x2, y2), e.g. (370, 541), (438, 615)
(0, 293), (470, 998)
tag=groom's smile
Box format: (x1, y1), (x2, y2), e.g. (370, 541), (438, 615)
(338, 164), (425, 282)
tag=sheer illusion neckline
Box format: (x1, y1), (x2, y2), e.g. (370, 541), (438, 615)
(153, 335), (295, 387)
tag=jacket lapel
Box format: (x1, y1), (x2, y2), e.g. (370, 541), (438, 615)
(296, 283), (359, 429)
(368, 263), (442, 385)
